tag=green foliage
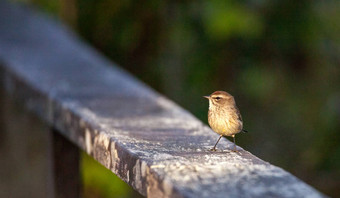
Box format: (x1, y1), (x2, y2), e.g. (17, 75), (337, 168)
(81, 152), (142, 198)
(202, 0), (263, 40)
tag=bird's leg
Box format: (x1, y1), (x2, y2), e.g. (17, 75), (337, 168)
(210, 135), (222, 151)
(232, 135), (237, 152)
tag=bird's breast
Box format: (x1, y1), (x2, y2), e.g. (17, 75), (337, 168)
(208, 108), (243, 136)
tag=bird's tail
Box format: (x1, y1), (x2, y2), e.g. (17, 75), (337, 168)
(242, 129), (248, 133)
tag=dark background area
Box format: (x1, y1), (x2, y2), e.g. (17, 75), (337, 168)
(10, 0), (340, 197)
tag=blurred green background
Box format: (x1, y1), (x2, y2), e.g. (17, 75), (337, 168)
(13, 0), (340, 197)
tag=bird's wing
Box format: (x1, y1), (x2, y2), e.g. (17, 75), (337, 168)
(234, 106), (248, 132)
(235, 106), (243, 122)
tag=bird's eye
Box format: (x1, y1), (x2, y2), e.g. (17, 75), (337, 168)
(215, 97), (221, 100)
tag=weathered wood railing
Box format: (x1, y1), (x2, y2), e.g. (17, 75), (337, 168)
(0, 1), (326, 198)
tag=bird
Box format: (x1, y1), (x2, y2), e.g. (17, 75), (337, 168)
(204, 91), (247, 152)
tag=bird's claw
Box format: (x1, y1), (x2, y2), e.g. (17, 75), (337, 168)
(209, 148), (217, 152)
(232, 147), (238, 152)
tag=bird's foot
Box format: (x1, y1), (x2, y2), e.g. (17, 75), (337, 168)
(209, 148), (217, 152)
(232, 146), (238, 152)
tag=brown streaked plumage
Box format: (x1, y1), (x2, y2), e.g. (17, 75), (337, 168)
(204, 91), (247, 151)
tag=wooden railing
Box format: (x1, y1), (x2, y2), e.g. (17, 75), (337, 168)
(0, 1), (326, 198)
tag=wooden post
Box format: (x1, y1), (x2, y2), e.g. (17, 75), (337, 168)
(51, 129), (80, 198)
(0, 83), (54, 198)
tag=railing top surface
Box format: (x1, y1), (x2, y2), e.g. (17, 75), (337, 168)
(0, 1), (325, 198)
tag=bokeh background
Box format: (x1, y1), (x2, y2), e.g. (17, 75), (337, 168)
(11, 0), (340, 197)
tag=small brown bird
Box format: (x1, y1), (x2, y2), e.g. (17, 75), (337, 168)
(204, 91), (247, 152)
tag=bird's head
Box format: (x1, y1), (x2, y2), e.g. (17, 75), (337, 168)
(204, 91), (235, 108)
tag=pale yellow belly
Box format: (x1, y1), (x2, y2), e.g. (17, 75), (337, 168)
(208, 113), (242, 136)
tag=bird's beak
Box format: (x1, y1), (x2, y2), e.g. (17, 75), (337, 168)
(203, 96), (210, 99)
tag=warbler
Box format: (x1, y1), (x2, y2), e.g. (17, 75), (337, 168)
(204, 91), (247, 152)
